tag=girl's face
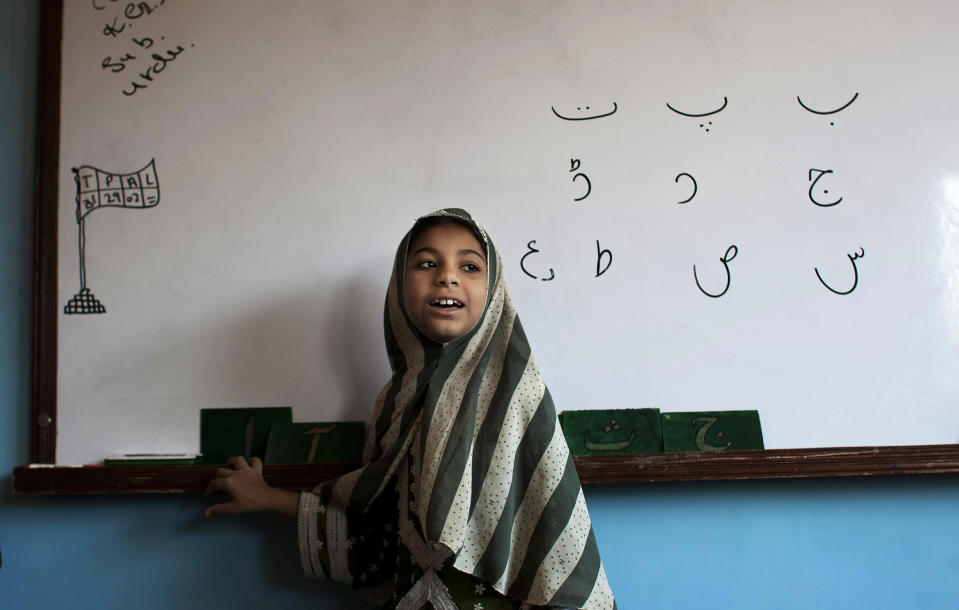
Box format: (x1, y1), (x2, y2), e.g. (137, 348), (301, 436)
(404, 222), (488, 343)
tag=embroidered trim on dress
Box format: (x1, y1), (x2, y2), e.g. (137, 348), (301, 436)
(297, 492), (327, 579)
(326, 498), (351, 583)
(395, 568), (458, 610)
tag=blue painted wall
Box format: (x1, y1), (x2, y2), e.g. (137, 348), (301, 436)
(2, 2), (957, 608)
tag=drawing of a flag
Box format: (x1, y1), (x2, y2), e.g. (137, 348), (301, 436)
(73, 158), (160, 222)
(64, 158), (162, 315)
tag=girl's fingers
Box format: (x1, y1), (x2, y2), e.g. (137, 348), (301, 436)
(203, 476), (224, 496)
(225, 456), (249, 470)
(205, 501), (236, 517)
(249, 456), (263, 473)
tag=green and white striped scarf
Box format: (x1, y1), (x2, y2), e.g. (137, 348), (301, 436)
(318, 209), (615, 609)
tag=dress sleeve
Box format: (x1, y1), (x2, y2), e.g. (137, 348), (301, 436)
(297, 489), (400, 604)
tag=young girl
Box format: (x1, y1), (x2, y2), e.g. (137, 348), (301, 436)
(206, 209), (616, 609)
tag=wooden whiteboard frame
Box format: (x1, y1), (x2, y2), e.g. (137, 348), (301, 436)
(19, 0), (959, 493)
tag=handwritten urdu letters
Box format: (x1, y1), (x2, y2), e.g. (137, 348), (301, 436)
(532, 94), (863, 298)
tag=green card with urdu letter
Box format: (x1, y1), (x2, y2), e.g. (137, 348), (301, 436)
(559, 409), (663, 455)
(199, 407), (293, 465)
(661, 410), (764, 452)
(263, 422), (365, 465)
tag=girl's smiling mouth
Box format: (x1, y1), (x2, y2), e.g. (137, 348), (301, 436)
(430, 298), (463, 307)
(429, 297), (465, 313)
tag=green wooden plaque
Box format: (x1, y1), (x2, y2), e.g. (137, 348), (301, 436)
(661, 410), (764, 452)
(264, 422), (365, 465)
(559, 409), (662, 455)
(199, 407), (293, 465)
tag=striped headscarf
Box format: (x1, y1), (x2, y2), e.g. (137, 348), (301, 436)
(318, 209), (615, 609)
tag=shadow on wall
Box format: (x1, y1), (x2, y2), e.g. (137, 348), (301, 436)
(54, 261), (391, 462)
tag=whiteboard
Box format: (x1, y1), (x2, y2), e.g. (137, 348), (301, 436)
(53, 0), (959, 465)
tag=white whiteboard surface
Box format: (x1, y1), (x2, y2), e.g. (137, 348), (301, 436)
(56, 0), (959, 465)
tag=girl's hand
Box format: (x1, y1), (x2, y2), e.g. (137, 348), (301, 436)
(204, 456), (298, 519)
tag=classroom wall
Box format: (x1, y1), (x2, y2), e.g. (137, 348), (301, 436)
(2, 2), (957, 608)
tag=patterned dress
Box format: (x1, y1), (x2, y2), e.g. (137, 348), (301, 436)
(299, 455), (551, 608)
(297, 209), (616, 609)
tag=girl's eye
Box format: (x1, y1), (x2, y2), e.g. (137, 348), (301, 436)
(462, 263), (482, 273)
(415, 260), (436, 269)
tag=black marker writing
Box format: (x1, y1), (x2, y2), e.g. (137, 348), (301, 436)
(675, 172), (697, 204)
(101, 53), (136, 73)
(666, 97), (728, 117)
(570, 158), (591, 202)
(797, 92), (859, 115)
(124, 1), (160, 20)
(102, 17), (126, 37)
(595, 240), (612, 277)
(815, 248), (864, 295)
(797, 92), (859, 125)
(693, 245), (738, 298)
(520, 240), (555, 282)
(92, 0), (184, 98)
(65, 159), (161, 314)
(551, 102), (618, 121)
(123, 45), (190, 97)
(808, 168), (843, 207)
(123, 81), (148, 96)
(666, 97), (726, 132)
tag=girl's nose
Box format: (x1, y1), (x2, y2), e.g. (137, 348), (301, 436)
(436, 264), (459, 285)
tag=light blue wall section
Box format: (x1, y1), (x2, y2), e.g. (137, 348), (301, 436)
(2, 2), (957, 608)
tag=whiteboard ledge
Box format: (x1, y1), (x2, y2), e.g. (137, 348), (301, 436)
(11, 445), (959, 494)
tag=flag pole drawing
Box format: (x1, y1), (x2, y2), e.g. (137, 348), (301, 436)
(65, 159), (161, 314)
